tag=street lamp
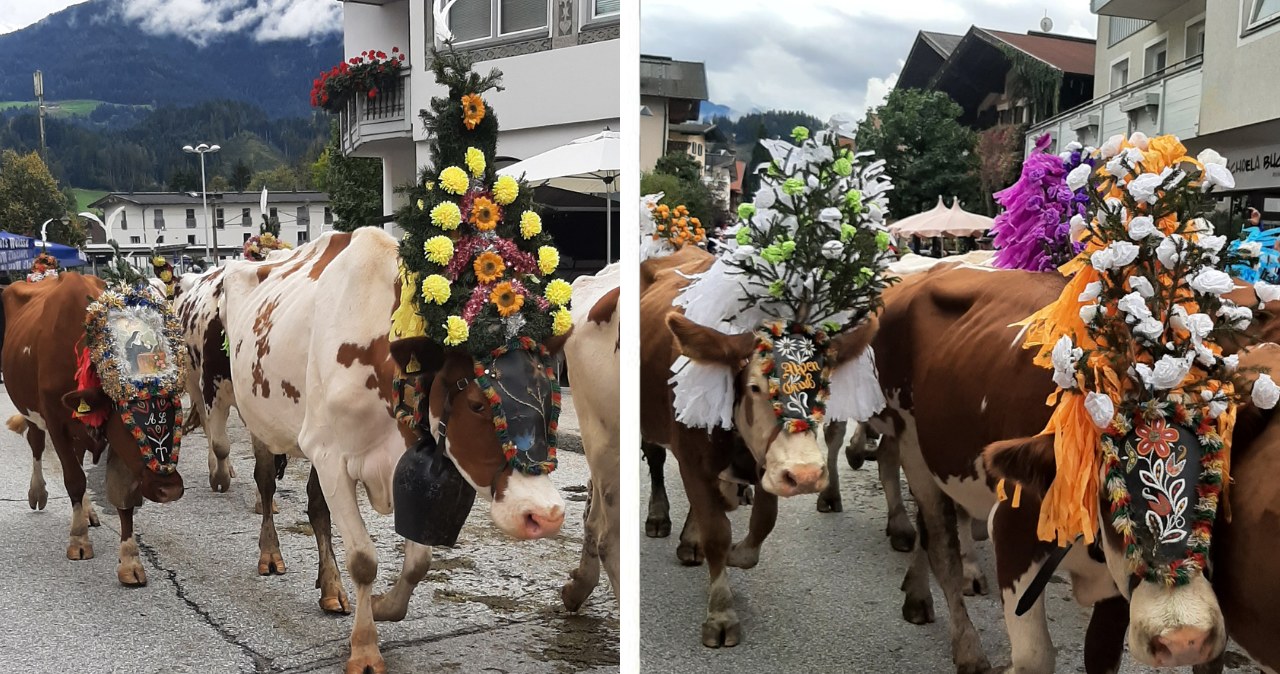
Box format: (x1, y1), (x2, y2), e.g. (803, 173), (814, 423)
(182, 142), (221, 264)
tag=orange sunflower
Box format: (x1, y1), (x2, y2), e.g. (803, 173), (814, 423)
(461, 93), (485, 130)
(473, 251), (506, 283)
(470, 196), (500, 231)
(490, 281), (524, 317)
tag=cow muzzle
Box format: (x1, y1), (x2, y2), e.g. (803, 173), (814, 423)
(140, 471), (185, 504)
(490, 473), (565, 540)
(1127, 576), (1225, 667)
(759, 431), (828, 496)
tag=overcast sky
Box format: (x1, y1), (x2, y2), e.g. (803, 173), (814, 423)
(0, 0), (342, 43)
(642, 0), (1097, 121)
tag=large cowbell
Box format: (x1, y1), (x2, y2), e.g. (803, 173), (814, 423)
(1114, 418), (1204, 568)
(393, 430), (477, 546)
(485, 346), (557, 473)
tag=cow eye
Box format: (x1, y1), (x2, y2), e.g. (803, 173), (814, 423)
(469, 401), (486, 414)
(749, 383), (762, 394)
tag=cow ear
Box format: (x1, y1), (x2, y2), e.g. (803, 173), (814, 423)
(543, 331), (571, 357)
(61, 388), (110, 414)
(667, 314), (754, 368)
(983, 433), (1057, 498)
(390, 336), (444, 377)
(830, 314), (879, 367)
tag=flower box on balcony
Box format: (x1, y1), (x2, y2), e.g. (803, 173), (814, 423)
(311, 47), (407, 113)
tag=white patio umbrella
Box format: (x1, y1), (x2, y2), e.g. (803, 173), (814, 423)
(497, 129), (620, 263)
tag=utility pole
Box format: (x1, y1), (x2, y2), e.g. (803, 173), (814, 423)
(33, 71), (46, 162)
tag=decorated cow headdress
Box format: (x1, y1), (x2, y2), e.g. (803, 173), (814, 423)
(1013, 132), (1277, 586)
(990, 133), (1093, 272)
(243, 209), (293, 262)
(150, 253), (177, 300)
(26, 252), (59, 283)
(670, 120), (896, 430)
(639, 193), (708, 262)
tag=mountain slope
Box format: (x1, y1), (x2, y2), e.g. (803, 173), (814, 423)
(0, 0), (342, 118)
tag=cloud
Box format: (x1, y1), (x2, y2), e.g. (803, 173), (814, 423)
(109, 0), (341, 45)
(642, 0), (1098, 121)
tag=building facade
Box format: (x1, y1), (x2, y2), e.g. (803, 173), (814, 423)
(88, 191), (332, 266)
(640, 55), (708, 172)
(1027, 0), (1280, 219)
(339, 0), (620, 229)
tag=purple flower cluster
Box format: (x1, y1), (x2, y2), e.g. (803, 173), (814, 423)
(992, 134), (1094, 272)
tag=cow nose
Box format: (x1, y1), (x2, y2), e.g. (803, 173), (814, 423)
(781, 464), (827, 495)
(522, 506), (564, 539)
(1151, 627), (1214, 667)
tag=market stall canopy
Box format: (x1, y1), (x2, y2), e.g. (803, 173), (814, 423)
(888, 197), (994, 238)
(0, 231), (86, 271)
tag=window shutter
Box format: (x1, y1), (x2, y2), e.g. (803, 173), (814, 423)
(594, 0), (620, 15)
(450, 1), (492, 41)
(500, 0), (546, 35)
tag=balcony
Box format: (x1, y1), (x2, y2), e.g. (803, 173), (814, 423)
(1091, 0), (1184, 20)
(1026, 55), (1202, 154)
(339, 72), (412, 155)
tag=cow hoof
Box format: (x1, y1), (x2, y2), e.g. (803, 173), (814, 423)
(738, 486), (753, 506)
(956, 660), (996, 674)
(902, 597), (935, 625)
(87, 508), (101, 527)
(67, 540), (94, 561)
(816, 493), (842, 513)
(970, 517), (989, 542)
(117, 560), (147, 586)
(28, 487), (47, 511)
(727, 542), (760, 570)
(344, 654), (386, 674)
(320, 594), (352, 615)
(888, 525), (917, 553)
(962, 567), (989, 597)
(700, 615), (741, 648)
(209, 470), (230, 493)
(561, 580), (593, 613)
(845, 449), (866, 471)
(676, 541), (704, 566)
(645, 516), (671, 538)
(258, 551), (287, 576)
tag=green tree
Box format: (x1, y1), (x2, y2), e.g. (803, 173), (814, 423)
(856, 88), (981, 218)
(309, 149), (331, 192)
(654, 151), (702, 183)
(168, 169), (198, 192)
(322, 122), (382, 231)
(230, 160), (253, 192)
(208, 174), (231, 193)
(640, 171), (714, 228)
(0, 150), (84, 245)
(248, 165), (302, 191)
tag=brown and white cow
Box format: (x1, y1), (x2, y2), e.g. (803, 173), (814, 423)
(219, 228), (567, 674)
(2, 273), (185, 586)
(561, 262), (621, 611)
(640, 246), (877, 647)
(872, 263), (1280, 673)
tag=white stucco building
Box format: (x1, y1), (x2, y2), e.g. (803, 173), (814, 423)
(338, 0), (620, 234)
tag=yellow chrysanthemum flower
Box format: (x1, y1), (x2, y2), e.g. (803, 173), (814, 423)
(424, 236), (454, 265)
(552, 308), (572, 336)
(544, 278), (572, 307)
(392, 266), (427, 339)
(430, 201), (463, 230)
(159, 270), (173, 282)
(152, 255), (165, 267)
(493, 175), (519, 205)
(443, 315), (469, 346)
(537, 246), (559, 275)
(465, 147), (486, 178)
(520, 211), (542, 239)
(420, 274), (451, 305)
(439, 166), (469, 195)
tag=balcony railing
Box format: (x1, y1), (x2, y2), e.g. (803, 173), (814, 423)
(1026, 55), (1203, 153)
(339, 72), (412, 155)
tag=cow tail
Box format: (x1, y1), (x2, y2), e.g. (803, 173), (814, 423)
(5, 414), (26, 434)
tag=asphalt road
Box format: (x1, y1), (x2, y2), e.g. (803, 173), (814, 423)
(638, 436), (1264, 674)
(0, 387), (618, 674)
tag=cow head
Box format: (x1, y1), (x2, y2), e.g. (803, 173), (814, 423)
(392, 335), (567, 541)
(667, 314), (877, 497)
(986, 429), (1225, 667)
(61, 386), (185, 504)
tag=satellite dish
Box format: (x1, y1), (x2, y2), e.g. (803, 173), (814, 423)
(1041, 13), (1054, 33)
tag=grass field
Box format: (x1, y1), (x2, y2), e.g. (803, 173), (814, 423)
(72, 188), (108, 212)
(0, 100), (148, 117)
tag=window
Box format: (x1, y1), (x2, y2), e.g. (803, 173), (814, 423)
(120, 210), (128, 230)
(449, 0), (548, 44)
(1111, 58), (1129, 91)
(244, 233), (252, 243)
(1248, 0), (1280, 31)
(269, 207), (278, 220)
(186, 208), (197, 228)
(592, 0), (619, 19)
(1186, 19), (1205, 58)
(297, 206), (310, 228)
(242, 208), (251, 227)
(324, 207), (333, 224)
(1144, 38), (1168, 75)
(129, 236), (140, 244)
(297, 230), (310, 245)
(155, 235), (164, 243)
(187, 235), (196, 244)
(154, 209), (165, 230)
(215, 208), (225, 229)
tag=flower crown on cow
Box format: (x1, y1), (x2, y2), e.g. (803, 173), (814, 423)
(243, 214), (292, 262)
(1013, 132), (1279, 585)
(150, 254), (176, 300)
(390, 45), (570, 357)
(26, 252), (59, 283)
(991, 133), (1093, 271)
(639, 193), (706, 262)
(669, 119), (896, 430)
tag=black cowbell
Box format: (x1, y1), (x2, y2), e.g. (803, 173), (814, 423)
(393, 430), (477, 547)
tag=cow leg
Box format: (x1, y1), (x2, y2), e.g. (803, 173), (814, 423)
(728, 488), (777, 569)
(205, 400), (232, 493)
(642, 442), (671, 537)
(901, 527), (935, 624)
(817, 421), (845, 513)
(25, 425), (48, 510)
(253, 439), (286, 576)
(879, 433), (916, 552)
(992, 499), (1056, 674)
(846, 422), (872, 470)
(50, 431), (93, 561)
(105, 449), (147, 586)
(676, 508), (703, 566)
(1084, 596), (1128, 674)
(371, 540), (432, 622)
(314, 460), (385, 674)
(900, 447), (991, 673)
(563, 478), (602, 611)
(958, 510), (989, 596)
(678, 455), (738, 648)
(306, 466), (350, 614)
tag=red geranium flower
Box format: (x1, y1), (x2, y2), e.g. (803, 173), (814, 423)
(368, 87), (378, 99)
